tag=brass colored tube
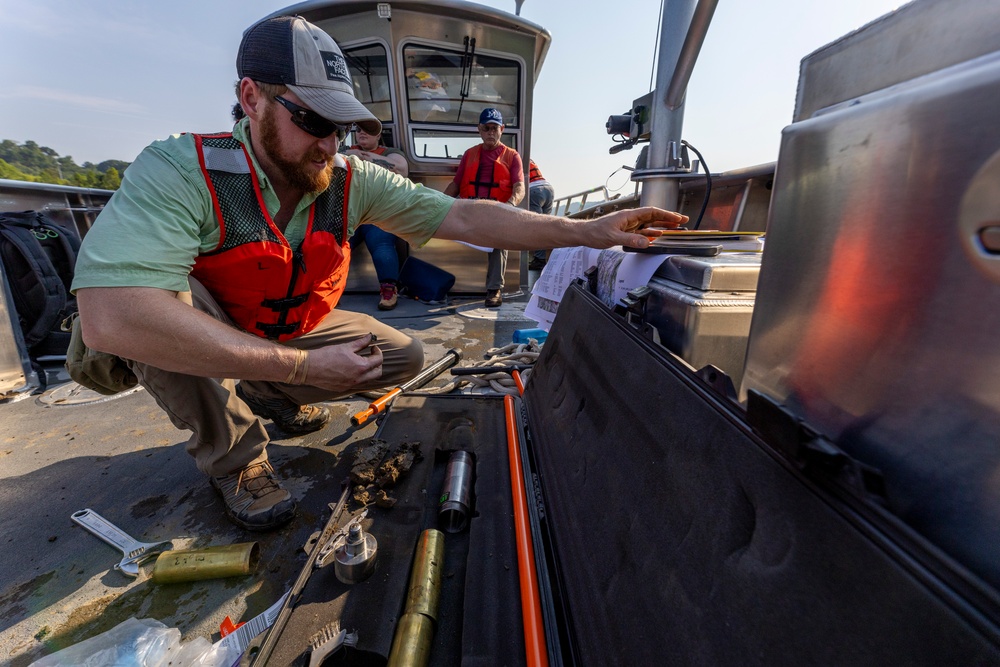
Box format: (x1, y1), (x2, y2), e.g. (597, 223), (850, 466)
(387, 529), (445, 667)
(403, 529), (444, 621)
(386, 612), (435, 667)
(151, 542), (260, 584)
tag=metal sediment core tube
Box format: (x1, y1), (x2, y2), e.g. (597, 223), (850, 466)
(438, 450), (474, 533)
(150, 542), (260, 584)
(387, 529), (445, 667)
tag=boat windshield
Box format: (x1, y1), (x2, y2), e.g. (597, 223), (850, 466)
(402, 42), (520, 159)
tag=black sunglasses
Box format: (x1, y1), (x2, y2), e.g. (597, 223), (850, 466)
(273, 96), (350, 140)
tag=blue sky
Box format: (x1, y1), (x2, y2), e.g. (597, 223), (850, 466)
(2, 0), (903, 196)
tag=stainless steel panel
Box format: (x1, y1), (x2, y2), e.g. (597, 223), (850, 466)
(795, 0), (1000, 121)
(647, 277), (755, 388)
(677, 162), (775, 232)
(743, 49), (1000, 585)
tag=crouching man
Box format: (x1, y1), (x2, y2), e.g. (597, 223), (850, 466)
(73, 15), (687, 530)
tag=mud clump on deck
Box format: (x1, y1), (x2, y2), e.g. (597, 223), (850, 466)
(350, 438), (422, 508)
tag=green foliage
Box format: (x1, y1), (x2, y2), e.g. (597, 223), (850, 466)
(0, 139), (129, 190)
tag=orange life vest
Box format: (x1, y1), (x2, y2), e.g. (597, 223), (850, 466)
(529, 159), (545, 183)
(458, 144), (516, 201)
(191, 133), (352, 341)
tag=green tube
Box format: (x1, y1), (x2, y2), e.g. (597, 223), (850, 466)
(151, 542), (260, 584)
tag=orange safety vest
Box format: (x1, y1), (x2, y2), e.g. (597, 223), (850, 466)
(458, 144), (516, 201)
(191, 133), (352, 341)
(529, 159), (545, 183)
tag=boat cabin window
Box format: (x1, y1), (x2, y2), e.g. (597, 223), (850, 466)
(345, 44), (392, 121)
(403, 44), (521, 154)
(344, 42), (400, 150)
(411, 129), (517, 160)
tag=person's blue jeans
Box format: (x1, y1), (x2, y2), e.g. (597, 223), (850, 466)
(350, 224), (402, 283)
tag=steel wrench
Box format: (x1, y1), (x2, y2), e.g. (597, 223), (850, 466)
(71, 508), (173, 577)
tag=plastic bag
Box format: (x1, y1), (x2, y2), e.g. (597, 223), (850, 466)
(29, 617), (241, 667)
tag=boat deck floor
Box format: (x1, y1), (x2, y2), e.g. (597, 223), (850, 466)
(0, 290), (536, 666)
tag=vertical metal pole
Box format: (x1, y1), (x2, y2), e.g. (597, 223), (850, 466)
(640, 0), (698, 211)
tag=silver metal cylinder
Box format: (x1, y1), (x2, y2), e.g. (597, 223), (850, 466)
(438, 450), (474, 533)
(333, 522), (378, 584)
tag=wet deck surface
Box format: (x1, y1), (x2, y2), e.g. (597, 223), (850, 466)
(0, 290), (535, 665)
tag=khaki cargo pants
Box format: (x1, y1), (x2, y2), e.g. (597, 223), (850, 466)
(129, 279), (423, 477)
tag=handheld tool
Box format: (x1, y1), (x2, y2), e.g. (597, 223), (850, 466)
(351, 348), (462, 426)
(71, 508), (173, 577)
(244, 486), (353, 666)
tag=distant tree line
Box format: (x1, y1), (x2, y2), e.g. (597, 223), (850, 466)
(0, 139), (129, 190)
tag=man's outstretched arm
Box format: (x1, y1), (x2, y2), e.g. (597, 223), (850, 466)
(434, 200), (688, 251)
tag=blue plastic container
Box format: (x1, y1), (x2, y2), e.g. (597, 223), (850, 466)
(512, 328), (548, 344)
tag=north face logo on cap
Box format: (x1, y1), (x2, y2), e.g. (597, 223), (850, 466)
(321, 51), (352, 85)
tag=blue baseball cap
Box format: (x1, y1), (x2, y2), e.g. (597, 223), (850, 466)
(479, 108), (504, 126)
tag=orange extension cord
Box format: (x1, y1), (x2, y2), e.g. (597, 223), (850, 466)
(504, 393), (549, 667)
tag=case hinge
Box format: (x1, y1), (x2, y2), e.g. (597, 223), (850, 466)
(746, 389), (886, 501)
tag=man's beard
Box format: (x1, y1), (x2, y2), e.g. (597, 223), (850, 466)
(259, 106), (333, 193)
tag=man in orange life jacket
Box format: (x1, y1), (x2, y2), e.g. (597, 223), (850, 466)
(444, 108), (525, 308)
(72, 15), (688, 531)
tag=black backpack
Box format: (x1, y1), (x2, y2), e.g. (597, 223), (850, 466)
(0, 210), (81, 357)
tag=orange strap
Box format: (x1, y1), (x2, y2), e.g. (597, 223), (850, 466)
(504, 394), (549, 667)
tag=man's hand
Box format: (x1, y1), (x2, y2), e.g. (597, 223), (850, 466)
(585, 206), (689, 249)
(305, 334), (384, 393)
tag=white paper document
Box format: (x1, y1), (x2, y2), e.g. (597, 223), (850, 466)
(524, 246), (668, 329)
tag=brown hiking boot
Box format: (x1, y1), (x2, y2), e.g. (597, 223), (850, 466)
(236, 384), (332, 435)
(378, 281), (398, 310)
(485, 289), (503, 308)
(210, 458), (296, 531)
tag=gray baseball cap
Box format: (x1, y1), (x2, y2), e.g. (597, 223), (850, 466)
(237, 15), (382, 136)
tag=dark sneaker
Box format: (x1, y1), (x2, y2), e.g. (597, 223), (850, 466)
(236, 384), (332, 435)
(485, 289), (503, 308)
(211, 458), (296, 531)
(378, 282), (398, 310)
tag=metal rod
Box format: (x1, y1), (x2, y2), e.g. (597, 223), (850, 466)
(351, 348), (462, 426)
(640, 0), (698, 210)
(665, 0), (719, 110)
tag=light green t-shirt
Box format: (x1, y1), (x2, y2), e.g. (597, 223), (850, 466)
(72, 118), (454, 293)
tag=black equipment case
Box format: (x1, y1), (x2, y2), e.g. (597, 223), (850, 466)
(259, 1), (1000, 662)
(259, 282), (1000, 666)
